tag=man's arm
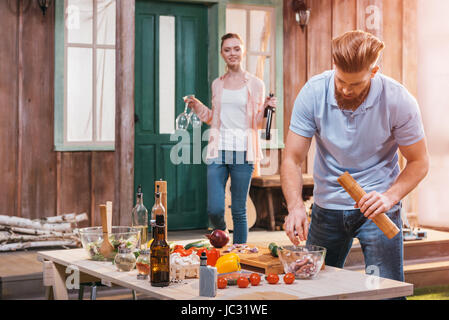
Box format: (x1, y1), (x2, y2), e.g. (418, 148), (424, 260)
(358, 138), (430, 219)
(280, 130), (312, 244)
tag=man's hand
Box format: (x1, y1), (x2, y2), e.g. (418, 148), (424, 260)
(283, 205), (309, 245)
(355, 191), (394, 220)
(281, 131), (312, 246)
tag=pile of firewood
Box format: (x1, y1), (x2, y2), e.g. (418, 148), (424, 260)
(0, 213), (87, 252)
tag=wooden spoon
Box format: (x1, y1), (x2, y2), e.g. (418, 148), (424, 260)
(99, 203), (114, 259)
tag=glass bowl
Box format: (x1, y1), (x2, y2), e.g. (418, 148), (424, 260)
(278, 245), (326, 279)
(78, 226), (140, 261)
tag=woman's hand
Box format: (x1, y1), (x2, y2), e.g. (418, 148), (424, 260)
(183, 96), (203, 112)
(263, 95), (277, 109)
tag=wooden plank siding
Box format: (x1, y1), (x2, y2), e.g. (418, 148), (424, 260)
(19, 0), (57, 221)
(114, 0), (135, 226)
(0, 0), (19, 218)
(0, 0), (114, 227)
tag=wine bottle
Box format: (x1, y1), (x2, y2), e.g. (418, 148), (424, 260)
(150, 185), (165, 239)
(150, 214), (170, 287)
(131, 185), (149, 248)
(262, 93), (275, 140)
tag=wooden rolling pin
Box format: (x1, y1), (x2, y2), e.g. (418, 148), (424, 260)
(337, 172), (400, 239)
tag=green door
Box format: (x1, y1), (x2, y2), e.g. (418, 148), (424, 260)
(135, 0), (208, 230)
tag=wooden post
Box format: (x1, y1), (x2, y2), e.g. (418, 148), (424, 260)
(115, 0), (135, 226)
(155, 180), (168, 239)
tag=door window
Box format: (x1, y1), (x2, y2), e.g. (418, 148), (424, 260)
(159, 15), (176, 135)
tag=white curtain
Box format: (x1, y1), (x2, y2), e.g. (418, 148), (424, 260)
(417, 0), (449, 228)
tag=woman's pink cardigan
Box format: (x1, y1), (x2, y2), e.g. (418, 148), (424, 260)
(193, 71), (266, 176)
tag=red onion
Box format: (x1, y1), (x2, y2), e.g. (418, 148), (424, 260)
(205, 229), (229, 248)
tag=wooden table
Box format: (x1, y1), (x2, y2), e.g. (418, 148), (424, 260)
(251, 174), (314, 230)
(37, 248), (413, 300)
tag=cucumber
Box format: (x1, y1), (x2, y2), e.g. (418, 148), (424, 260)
(184, 240), (210, 250)
(268, 242), (279, 257)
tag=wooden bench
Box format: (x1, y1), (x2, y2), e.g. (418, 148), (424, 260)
(250, 174), (314, 231)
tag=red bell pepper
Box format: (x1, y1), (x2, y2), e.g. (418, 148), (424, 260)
(173, 245), (184, 252)
(173, 247), (194, 257)
(197, 247), (221, 266)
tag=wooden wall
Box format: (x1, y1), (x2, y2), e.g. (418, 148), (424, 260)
(0, 0), (115, 227)
(282, 0), (418, 214)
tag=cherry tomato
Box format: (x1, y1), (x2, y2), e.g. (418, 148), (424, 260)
(266, 273), (279, 284)
(283, 273), (295, 284)
(249, 273), (261, 286)
(217, 278), (228, 289)
(237, 276), (250, 288)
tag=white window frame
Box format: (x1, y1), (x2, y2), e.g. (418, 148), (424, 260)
(55, 0), (116, 151)
(226, 4), (276, 93)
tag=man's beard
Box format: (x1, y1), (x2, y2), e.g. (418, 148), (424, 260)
(335, 83), (370, 111)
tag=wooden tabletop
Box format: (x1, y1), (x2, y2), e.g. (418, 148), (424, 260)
(37, 248), (413, 300)
(251, 174), (314, 188)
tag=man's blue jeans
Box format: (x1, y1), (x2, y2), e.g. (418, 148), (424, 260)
(306, 203), (405, 299)
(206, 151), (254, 244)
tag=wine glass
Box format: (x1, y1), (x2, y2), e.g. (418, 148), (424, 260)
(190, 112), (202, 128)
(175, 96), (192, 130)
(184, 94), (202, 128)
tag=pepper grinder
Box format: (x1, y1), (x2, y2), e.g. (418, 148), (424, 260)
(199, 252), (217, 297)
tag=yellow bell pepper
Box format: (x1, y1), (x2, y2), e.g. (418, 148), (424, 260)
(215, 253), (241, 274)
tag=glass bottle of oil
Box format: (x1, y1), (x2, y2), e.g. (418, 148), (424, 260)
(150, 214), (170, 287)
(131, 185), (149, 248)
(150, 185), (165, 238)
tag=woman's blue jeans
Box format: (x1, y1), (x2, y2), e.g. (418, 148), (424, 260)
(306, 203), (405, 299)
(206, 151), (254, 244)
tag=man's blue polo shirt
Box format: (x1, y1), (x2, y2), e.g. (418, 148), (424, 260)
(289, 70), (425, 210)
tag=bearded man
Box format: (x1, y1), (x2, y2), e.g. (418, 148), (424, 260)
(280, 30), (429, 297)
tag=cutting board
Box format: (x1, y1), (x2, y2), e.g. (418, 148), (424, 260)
(218, 244), (284, 275)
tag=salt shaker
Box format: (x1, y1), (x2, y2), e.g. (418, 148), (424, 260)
(199, 252), (217, 297)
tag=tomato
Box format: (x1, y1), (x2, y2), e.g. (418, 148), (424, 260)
(266, 273), (279, 284)
(283, 273), (295, 284)
(237, 276), (250, 288)
(249, 273), (261, 286)
(217, 278), (228, 289)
